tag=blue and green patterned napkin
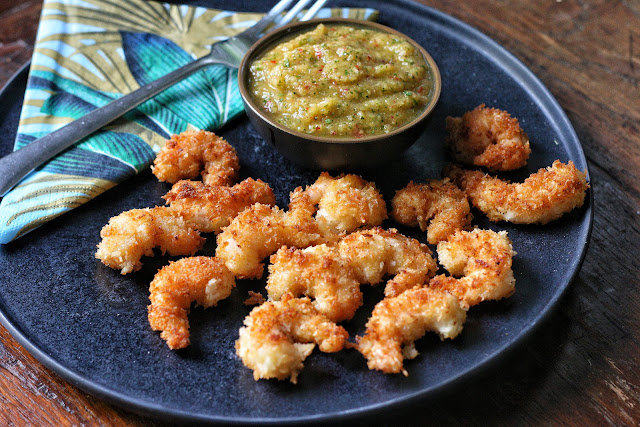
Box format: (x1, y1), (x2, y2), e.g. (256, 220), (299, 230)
(0, 0), (377, 243)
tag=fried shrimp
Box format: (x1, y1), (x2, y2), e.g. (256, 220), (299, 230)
(95, 207), (204, 274)
(391, 179), (472, 244)
(446, 104), (531, 171)
(267, 245), (362, 322)
(337, 227), (438, 298)
(152, 130), (240, 187)
(148, 256), (235, 349)
(446, 160), (589, 224)
(356, 287), (466, 375)
(215, 203), (322, 279)
(289, 172), (387, 236)
(163, 178), (276, 233)
(430, 229), (516, 309)
(216, 172), (387, 279)
(235, 293), (348, 383)
(266, 228), (437, 321)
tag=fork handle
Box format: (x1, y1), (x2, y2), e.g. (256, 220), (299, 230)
(0, 55), (219, 197)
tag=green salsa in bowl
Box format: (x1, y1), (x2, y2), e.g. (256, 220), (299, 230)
(239, 18), (441, 169)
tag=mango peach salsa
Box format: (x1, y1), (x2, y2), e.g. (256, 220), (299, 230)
(248, 24), (434, 138)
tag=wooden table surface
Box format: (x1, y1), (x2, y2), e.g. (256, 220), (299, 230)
(1, 0), (639, 425)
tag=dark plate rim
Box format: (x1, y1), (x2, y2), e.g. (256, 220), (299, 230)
(0, 1), (593, 424)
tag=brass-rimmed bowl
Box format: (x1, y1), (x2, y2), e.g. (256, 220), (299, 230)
(238, 18), (441, 170)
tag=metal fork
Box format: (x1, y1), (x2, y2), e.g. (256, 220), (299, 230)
(0, 0), (327, 197)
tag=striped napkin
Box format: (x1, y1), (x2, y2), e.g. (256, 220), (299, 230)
(0, 0), (377, 243)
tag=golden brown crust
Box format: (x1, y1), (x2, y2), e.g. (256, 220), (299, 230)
(391, 179), (472, 244)
(163, 178), (276, 233)
(235, 294), (348, 383)
(243, 291), (266, 306)
(289, 172), (388, 236)
(152, 130), (240, 187)
(95, 206), (204, 274)
(356, 287), (466, 375)
(445, 104), (531, 171)
(216, 172), (387, 279)
(215, 203), (322, 279)
(446, 160), (589, 224)
(147, 256), (235, 349)
(337, 227), (438, 298)
(265, 227), (438, 322)
(432, 229), (516, 309)
(267, 245), (362, 323)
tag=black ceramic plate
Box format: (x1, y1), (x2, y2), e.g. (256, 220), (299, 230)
(0, 0), (592, 424)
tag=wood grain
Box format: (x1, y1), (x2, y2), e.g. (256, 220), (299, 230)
(1, 0), (639, 424)
(0, 1), (40, 83)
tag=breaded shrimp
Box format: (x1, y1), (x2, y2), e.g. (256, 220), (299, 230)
(235, 293), (348, 383)
(267, 245), (362, 322)
(430, 229), (516, 309)
(266, 228), (437, 321)
(356, 287), (466, 375)
(391, 179), (472, 244)
(163, 178), (276, 233)
(446, 160), (589, 224)
(95, 207), (204, 274)
(215, 203), (322, 279)
(152, 130), (240, 187)
(216, 172), (387, 279)
(289, 172), (387, 236)
(148, 256), (235, 349)
(446, 104), (531, 171)
(337, 227), (438, 298)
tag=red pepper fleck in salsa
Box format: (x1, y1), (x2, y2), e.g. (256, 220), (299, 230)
(248, 24), (434, 137)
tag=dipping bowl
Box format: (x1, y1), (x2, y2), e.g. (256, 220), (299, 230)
(238, 18), (441, 170)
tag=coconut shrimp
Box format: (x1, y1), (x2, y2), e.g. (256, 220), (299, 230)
(215, 203), (322, 279)
(267, 245), (362, 322)
(446, 160), (589, 224)
(163, 178), (275, 233)
(235, 293), (348, 383)
(95, 207), (204, 274)
(216, 172), (387, 279)
(338, 227), (438, 298)
(148, 256), (235, 350)
(356, 287), (466, 375)
(430, 229), (516, 309)
(152, 130), (240, 187)
(289, 172), (387, 237)
(391, 179), (472, 244)
(446, 104), (531, 171)
(266, 228), (437, 321)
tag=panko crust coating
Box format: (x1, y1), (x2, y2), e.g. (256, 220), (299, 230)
(148, 256), (235, 349)
(337, 227), (438, 298)
(391, 179), (472, 244)
(445, 104), (531, 171)
(446, 160), (589, 224)
(95, 207), (204, 274)
(215, 203), (322, 279)
(289, 172), (387, 236)
(152, 130), (240, 187)
(431, 228), (516, 309)
(163, 178), (276, 233)
(356, 287), (466, 375)
(267, 245), (362, 323)
(266, 228), (438, 322)
(216, 172), (387, 279)
(235, 294), (348, 383)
